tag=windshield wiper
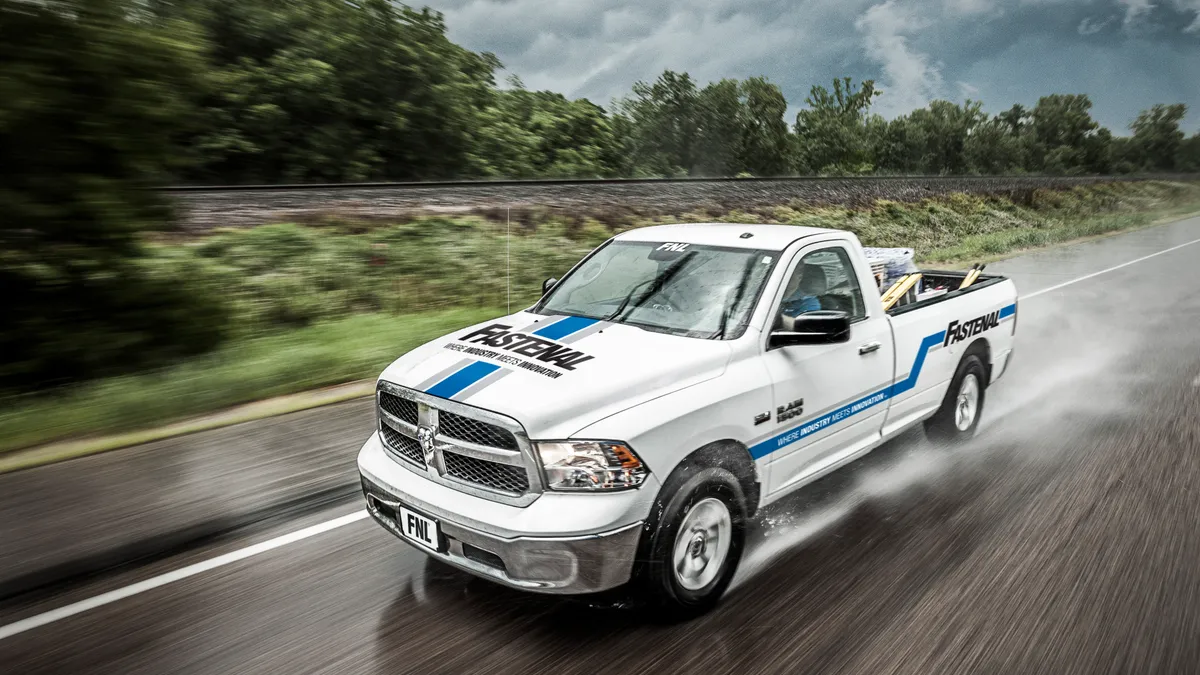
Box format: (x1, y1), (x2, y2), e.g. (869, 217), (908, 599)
(604, 251), (696, 322)
(714, 254), (759, 340)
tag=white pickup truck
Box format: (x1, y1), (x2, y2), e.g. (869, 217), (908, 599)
(358, 222), (1018, 614)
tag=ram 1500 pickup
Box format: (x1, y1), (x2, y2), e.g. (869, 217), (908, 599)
(358, 222), (1018, 614)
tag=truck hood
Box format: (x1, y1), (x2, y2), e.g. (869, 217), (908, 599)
(378, 311), (732, 439)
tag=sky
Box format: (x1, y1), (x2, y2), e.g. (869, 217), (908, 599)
(418, 0), (1200, 132)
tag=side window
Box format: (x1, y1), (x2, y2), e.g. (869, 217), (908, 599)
(776, 247), (866, 326)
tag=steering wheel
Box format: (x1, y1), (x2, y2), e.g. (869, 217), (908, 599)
(649, 285), (696, 313)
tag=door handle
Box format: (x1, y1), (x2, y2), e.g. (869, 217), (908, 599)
(859, 341), (882, 355)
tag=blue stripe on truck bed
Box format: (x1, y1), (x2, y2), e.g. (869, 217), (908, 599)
(749, 301), (1014, 459)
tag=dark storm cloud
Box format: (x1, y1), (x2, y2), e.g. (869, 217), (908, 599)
(417, 0), (1200, 130)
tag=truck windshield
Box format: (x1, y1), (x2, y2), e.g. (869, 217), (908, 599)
(535, 241), (778, 339)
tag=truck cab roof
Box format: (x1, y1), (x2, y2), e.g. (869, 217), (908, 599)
(613, 223), (844, 251)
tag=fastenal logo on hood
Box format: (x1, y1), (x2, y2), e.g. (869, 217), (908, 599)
(454, 324), (595, 371)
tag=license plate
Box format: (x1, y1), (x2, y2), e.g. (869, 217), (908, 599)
(397, 505), (440, 552)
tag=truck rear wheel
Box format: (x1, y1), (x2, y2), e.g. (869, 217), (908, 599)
(925, 353), (986, 442)
(634, 466), (746, 619)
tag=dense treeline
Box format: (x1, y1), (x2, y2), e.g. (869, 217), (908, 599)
(2, 0), (1199, 394)
(7, 0), (1198, 185)
(52, 0), (1200, 184)
(167, 0), (1200, 182)
(613, 78), (1199, 178)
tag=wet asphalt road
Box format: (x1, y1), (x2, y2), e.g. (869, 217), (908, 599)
(4, 220), (1200, 674)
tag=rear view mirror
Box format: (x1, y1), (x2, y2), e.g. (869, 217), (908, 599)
(769, 310), (851, 348)
(542, 277), (558, 296)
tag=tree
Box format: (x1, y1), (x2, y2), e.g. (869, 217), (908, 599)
(1109, 136), (1140, 174)
(1027, 94), (1104, 173)
(469, 78), (619, 178)
(0, 0), (227, 390)
(1130, 103), (1187, 171)
(692, 79), (744, 176)
(996, 104), (1028, 137)
(966, 118), (1025, 174)
(620, 73), (793, 177)
(794, 78), (879, 174)
(1031, 94), (1098, 148)
(1177, 132), (1200, 172)
(738, 77), (793, 176)
(869, 114), (926, 174)
(174, 0), (499, 183)
(615, 70), (701, 176)
(1081, 127), (1114, 174)
(905, 100), (986, 174)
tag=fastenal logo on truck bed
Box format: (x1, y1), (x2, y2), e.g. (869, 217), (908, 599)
(944, 310), (1001, 347)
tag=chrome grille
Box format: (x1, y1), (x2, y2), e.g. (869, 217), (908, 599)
(379, 391), (418, 424)
(375, 382), (538, 504)
(443, 451), (530, 494)
(438, 410), (519, 450)
(380, 425), (422, 466)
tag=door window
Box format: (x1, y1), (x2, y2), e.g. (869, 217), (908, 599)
(775, 247), (866, 328)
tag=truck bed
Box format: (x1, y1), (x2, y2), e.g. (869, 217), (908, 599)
(886, 269), (1009, 316)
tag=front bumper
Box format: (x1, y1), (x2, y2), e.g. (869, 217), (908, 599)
(358, 432), (655, 594)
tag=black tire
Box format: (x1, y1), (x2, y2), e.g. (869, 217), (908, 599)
(632, 465), (747, 620)
(925, 353), (987, 443)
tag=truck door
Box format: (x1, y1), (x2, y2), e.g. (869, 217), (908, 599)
(757, 243), (895, 497)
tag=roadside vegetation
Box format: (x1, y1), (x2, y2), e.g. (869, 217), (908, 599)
(0, 309), (500, 454)
(3, 179), (1199, 454)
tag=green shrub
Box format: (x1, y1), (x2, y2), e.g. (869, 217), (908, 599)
(0, 0), (221, 392)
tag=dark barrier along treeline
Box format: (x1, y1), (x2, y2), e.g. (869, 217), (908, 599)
(3, 0), (1199, 394)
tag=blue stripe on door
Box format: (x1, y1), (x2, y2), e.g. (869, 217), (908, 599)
(750, 387), (893, 459)
(425, 361), (502, 400)
(748, 302), (1014, 460)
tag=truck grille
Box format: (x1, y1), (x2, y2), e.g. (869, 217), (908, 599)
(379, 392), (418, 425)
(380, 424), (423, 466)
(376, 383), (535, 501)
(443, 451), (530, 493)
(438, 410), (519, 450)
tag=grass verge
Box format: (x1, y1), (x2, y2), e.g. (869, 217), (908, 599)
(919, 198), (1200, 264)
(0, 307), (502, 457)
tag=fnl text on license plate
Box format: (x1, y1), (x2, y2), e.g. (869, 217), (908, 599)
(397, 505), (439, 551)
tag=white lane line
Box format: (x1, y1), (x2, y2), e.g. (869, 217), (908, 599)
(0, 510), (368, 642)
(1023, 236), (1200, 299)
(6, 231), (1200, 643)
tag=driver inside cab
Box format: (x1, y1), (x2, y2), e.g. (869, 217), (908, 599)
(779, 262), (827, 320)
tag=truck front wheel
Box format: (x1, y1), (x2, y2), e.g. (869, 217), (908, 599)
(634, 466), (747, 618)
(925, 353), (987, 442)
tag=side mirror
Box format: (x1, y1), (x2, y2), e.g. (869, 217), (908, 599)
(542, 277), (558, 296)
(769, 310), (851, 348)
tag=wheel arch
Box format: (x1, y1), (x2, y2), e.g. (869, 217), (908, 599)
(963, 337), (992, 384)
(667, 438), (761, 517)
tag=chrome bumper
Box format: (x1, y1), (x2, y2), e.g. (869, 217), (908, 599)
(361, 474), (643, 594)
(357, 432), (655, 595)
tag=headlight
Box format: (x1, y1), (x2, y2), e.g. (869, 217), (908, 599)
(535, 441), (649, 491)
